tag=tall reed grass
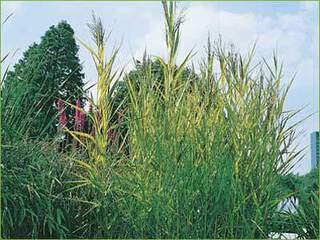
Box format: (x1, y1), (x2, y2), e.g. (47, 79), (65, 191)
(2, 1), (314, 238)
(63, 1), (306, 238)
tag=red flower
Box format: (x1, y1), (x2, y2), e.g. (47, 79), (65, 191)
(57, 99), (68, 128)
(74, 99), (85, 132)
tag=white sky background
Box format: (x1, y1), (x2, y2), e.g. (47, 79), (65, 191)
(1, 1), (319, 175)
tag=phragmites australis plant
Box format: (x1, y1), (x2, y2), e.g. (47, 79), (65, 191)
(3, 1), (316, 238)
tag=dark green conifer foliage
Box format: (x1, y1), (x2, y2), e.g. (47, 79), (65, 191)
(2, 21), (85, 138)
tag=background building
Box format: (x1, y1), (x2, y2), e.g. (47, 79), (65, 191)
(310, 131), (319, 169)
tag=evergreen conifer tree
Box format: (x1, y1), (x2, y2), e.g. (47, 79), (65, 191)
(3, 21), (85, 138)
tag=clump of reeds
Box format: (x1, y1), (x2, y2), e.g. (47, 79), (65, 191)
(25, 1), (305, 238)
(122, 1), (303, 238)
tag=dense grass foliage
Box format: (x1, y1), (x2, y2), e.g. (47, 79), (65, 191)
(2, 141), (71, 238)
(1, 1), (318, 238)
(123, 42), (299, 238)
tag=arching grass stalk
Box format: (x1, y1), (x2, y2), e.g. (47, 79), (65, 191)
(66, 14), (122, 165)
(158, 0), (193, 103)
(62, 14), (128, 237)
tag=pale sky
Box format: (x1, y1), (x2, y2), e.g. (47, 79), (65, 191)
(1, 1), (319, 175)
